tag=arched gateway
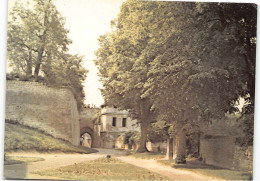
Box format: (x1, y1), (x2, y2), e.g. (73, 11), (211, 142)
(79, 108), (101, 148)
(80, 127), (94, 147)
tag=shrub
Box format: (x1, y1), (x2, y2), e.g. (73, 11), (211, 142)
(6, 72), (20, 80)
(123, 131), (140, 145)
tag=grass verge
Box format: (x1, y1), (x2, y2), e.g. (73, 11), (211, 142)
(33, 157), (169, 180)
(4, 122), (98, 154)
(158, 159), (252, 180)
(5, 156), (45, 165)
(129, 152), (165, 160)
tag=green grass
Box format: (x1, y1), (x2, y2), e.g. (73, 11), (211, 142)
(4, 156), (45, 165)
(4, 122), (98, 154)
(129, 152), (165, 160)
(33, 157), (169, 180)
(158, 159), (252, 180)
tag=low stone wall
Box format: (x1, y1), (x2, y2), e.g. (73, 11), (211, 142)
(5, 80), (80, 145)
(233, 146), (253, 171)
(100, 132), (121, 148)
(147, 141), (167, 153)
(115, 136), (166, 153)
(200, 136), (253, 171)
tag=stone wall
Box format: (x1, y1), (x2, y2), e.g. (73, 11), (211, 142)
(79, 108), (101, 148)
(5, 80), (80, 145)
(79, 108), (100, 129)
(115, 136), (166, 153)
(100, 132), (121, 148)
(200, 136), (253, 171)
(147, 141), (167, 153)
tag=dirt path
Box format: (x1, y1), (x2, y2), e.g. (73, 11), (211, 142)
(4, 149), (126, 179)
(4, 152), (103, 179)
(117, 156), (218, 180)
(4, 149), (219, 180)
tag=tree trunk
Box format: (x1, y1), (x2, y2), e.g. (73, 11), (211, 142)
(34, 11), (48, 78)
(197, 132), (200, 157)
(136, 120), (149, 153)
(166, 137), (173, 160)
(136, 99), (151, 153)
(175, 129), (186, 164)
(26, 49), (32, 76)
(34, 47), (44, 77)
(173, 135), (177, 159)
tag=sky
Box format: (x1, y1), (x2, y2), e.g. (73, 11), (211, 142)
(53, 0), (126, 107)
(7, 0), (126, 107)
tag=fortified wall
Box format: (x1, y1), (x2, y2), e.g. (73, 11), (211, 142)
(5, 80), (80, 145)
(79, 107), (100, 131)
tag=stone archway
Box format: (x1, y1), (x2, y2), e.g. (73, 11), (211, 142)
(80, 127), (94, 147)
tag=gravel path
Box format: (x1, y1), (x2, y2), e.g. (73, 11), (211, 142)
(4, 149), (220, 180)
(4, 152), (103, 179)
(117, 156), (218, 180)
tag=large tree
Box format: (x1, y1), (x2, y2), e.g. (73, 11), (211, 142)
(95, 0), (256, 156)
(8, 0), (71, 78)
(141, 2), (256, 160)
(95, 0), (158, 152)
(7, 0), (88, 110)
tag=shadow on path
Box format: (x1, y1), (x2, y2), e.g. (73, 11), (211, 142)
(4, 163), (27, 179)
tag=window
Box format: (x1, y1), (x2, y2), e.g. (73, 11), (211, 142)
(122, 118), (127, 127)
(112, 117), (117, 127)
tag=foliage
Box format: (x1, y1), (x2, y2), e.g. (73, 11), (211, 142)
(236, 112), (254, 147)
(7, 0), (87, 109)
(95, 1), (256, 151)
(43, 53), (88, 109)
(147, 123), (168, 143)
(8, 0), (70, 77)
(123, 130), (140, 145)
(141, 2), (256, 129)
(91, 111), (101, 124)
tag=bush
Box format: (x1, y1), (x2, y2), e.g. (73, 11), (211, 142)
(6, 72), (20, 80)
(35, 75), (45, 83)
(123, 131), (140, 145)
(236, 113), (254, 147)
(19, 75), (30, 81)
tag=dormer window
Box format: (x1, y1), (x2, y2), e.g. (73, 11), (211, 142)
(122, 118), (127, 127)
(112, 117), (117, 127)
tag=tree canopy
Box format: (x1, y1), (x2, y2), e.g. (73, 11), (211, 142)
(7, 0), (88, 109)
(95, 0), (256, 152)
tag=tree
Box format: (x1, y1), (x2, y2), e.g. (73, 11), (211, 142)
(7, 0), (88, 110)
(8, 0), (71, 79)
(95, 0), (156, 152)
(43, 52), (88, 110)
(95, 0), (256, 156)
(141, 2), (256, 161)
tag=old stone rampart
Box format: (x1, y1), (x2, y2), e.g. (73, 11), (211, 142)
(200, 136), (253, 171)
(5, 80), (80, 145)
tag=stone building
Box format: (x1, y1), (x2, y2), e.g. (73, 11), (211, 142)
(99, 105), (140, 148)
